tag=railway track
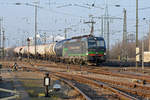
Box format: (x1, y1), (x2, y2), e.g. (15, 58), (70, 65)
(19, 60), (150, 85)
(3, 63), (91, 100)
(54, 72), (150, 99)
(22, 61), (150, 99)
(2, 60), (150, 99)
(3, 61), (140, 100)
(81, 75), (150, 98)
(33, 61), (150, 85)
(87, 69), (150, 83)
(2, 60), (150, 81)
(53, 75), (92, 100)
(54, 71), (138, 100)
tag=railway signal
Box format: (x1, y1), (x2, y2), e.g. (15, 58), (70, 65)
(44, 72), (51, 97)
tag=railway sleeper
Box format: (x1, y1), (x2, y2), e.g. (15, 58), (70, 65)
(81, 75), (150, 98)
(110, 84), (149, 99)
(55, 73), (137, 100)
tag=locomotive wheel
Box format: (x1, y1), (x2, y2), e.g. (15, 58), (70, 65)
(72, 58), (75, 64)
(76, 59), (79, 64)
(62, 58), (64, 63)
(79, 59), (82, 65)
(73, 58), (76, 64)
(74, 58), (78, 65)
(63, 59), (66, 63)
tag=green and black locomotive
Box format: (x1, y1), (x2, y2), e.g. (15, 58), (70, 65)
(55, 35), (106, 65)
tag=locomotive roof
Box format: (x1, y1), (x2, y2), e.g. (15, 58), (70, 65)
(71, 35), (104, 40)
(71, 35), (92, 39)
(56, 38), (71, 44)
(56, 35), (104, 44)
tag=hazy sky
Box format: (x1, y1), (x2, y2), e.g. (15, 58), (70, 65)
(0, 0), (150, 47)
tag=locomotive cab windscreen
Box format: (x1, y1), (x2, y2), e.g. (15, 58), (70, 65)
(88, 37), (105, 48)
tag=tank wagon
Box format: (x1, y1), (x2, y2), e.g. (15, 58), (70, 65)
(14, 35), (106, 65)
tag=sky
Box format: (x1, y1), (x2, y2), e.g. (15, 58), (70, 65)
(0, 0), (150, 47)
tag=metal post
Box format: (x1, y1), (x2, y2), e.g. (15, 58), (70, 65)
(28, 42), (30, 61)
(149, 24), (150, 51)
(0, 19), (2, 48)
(123, 8), (127, 61)
(104, 0), (109, 59)
(52, 33), (54, 42)
(142, 38), (144, 70)
(34, 4), (37, 61)
(27, 38), (30, 62)
(49, 0), (51, 8)
(0, 18), (2, 59)
(44, 32), (46, 59)
(107, 21), (109, 59)
(2, 29), (5, 59)
(101, 15), (104, 37)
(44, 32), (46, 45)
(90, 19), (94, 35)
(64, 28), (67, 39)
(136, 0), (139, 68)
(104, 0), (108, 41)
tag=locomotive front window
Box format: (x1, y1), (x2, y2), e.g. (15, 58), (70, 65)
(97, 40), (105, 47)
(88, 39), (105, 48)
(88, 39), (96, 48)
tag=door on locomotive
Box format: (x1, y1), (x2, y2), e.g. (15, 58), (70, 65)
(87, 37), (106, 63)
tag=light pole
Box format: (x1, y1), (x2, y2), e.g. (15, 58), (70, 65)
(15, 2), (38, 61)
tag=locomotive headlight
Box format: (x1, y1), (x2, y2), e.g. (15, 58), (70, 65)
(86, 52), (88, 55)
(104, 53), (106, 55)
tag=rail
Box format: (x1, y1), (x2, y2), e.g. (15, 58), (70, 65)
(53, 75), (91, 100)
(4, 62), (141, 99)
(54, 71), (138, 100)
(9, 64), (91, 100)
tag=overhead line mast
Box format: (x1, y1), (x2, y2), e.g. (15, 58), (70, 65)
(136, 0), (139, 68)
(122, 8), (127, 61)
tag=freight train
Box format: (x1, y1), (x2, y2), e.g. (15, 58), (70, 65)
(13, 35), (106, 65)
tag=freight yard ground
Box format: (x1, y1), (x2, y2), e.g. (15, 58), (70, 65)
(1, 59), (150, 100)
(0, 66), (81, 100)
